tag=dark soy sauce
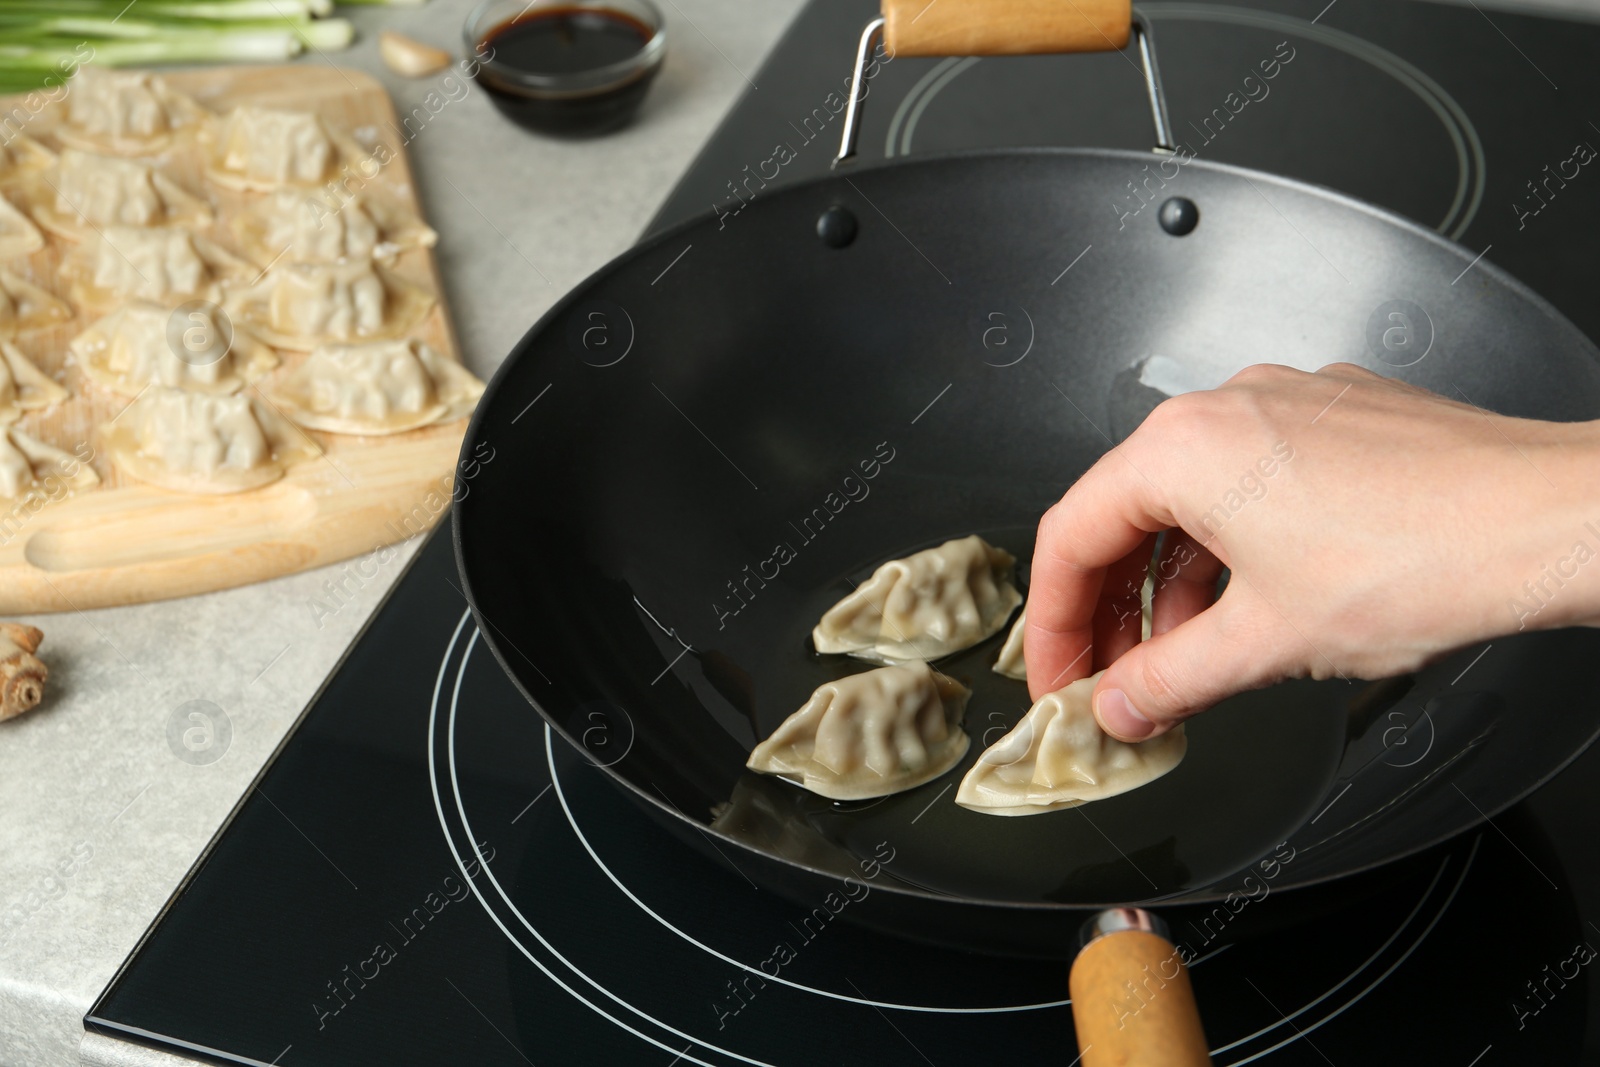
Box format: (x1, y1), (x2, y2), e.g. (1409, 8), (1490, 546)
(474, 7), (663, 136)
(493, 7), (650, 73)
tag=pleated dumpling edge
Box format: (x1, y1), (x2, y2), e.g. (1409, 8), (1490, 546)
(748, 663), (971, 801)
(956, 670), (1187, 816)
(812, 534), (1022, 664)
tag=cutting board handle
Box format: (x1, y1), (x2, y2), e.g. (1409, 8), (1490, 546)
(881, 0), (1131, 56)
(1069, 909), (1212, 1067)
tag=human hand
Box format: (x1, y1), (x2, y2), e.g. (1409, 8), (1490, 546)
(1025, 362), (1600, 741)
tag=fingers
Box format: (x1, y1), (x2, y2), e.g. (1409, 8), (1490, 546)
(1027, 452), (1170, 701)
(1090, 590), (1279, 741)
(1313, 362), (1383, 381)
(1091, 534), (1157, 672)
(1149, 532), (1225, 637)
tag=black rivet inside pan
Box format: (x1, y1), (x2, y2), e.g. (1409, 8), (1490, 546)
(816, 204), (858, 247)
(1159, 196), (1199, 235)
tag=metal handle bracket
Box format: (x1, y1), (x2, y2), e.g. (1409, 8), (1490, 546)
(832, 7), (1174, 168)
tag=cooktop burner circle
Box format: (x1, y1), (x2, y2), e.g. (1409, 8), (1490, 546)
(429, 612), (1479, 1065)
(881, 3), (1486, 239)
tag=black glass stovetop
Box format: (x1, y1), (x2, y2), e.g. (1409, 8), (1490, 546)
(90, 0), (1600, 1063)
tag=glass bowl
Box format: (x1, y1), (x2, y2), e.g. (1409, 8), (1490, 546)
(464, 0), (667, 136)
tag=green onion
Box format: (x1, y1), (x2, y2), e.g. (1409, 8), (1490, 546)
(0, 0), (414, 92)
(0, 1), (324, 18)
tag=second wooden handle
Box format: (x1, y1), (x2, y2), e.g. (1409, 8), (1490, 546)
(1070, 929), (1212, 1067)
(881, 0), (1131, 57)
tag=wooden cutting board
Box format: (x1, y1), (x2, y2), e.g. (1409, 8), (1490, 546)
(0, 65), (469, 614)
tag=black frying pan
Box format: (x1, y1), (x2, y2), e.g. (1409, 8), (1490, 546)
(453, 0), (1600, 1055)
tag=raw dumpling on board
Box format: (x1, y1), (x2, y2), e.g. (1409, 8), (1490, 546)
(70, 302), (277, 398)
(747, 663), (971, 800)
(232, 188), (437, 267)
(0, 270), (71, 339)
(0, 193), (44, 260)
(205, 106), (353, 191)
(956, 670), (1187, 816)
(29, 149), (211, 240)
(0, 426), (97, 503)
(813, 535), (1023, 664)
(0, 342), (68, 422)
(267, 339), (483, 435)
(0, 134), (53, 185)
(224, 259), (433, 350)
(99, 387), (316, 494)
(61, 225), (252, 310)
(55, 67), (207, 155)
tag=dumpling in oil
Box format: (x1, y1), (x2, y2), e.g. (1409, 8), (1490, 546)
(992, 588), (1152, 683)
(57, 67), (205, 155)
(207, 106), (340, 190)
(224, 259), (434, 350)
(813, 535), (1022, 664)
(268, 339), (483, 435)
(956, 670), (1187, 816)
(748, 663), (971, 800)
(99, 387), (315, 494)
(70, 302), (277, 398)
(992, 605), (1027, 680)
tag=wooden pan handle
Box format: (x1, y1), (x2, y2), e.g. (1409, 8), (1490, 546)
(1070, 923), (1212, 1067)
(881, 0), (1131, 57)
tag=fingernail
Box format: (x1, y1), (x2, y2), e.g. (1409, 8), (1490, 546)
(1097, 688), (1155, 740)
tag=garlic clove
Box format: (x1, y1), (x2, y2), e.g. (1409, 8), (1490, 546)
(379, 31), (453, 78)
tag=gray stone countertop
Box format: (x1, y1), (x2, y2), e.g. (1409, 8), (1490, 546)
(0, 1), (804, 1064)
(4, 0), (1600, 1065)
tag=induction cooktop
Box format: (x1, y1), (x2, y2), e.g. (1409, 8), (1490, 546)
(89, 0), (1600, 1063)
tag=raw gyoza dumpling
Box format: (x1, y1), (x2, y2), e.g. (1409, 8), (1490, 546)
(267, 339), (483, 434)
(56, 66), (206, 155)
(0, 192), (43, 260)
(70, 302), (277, 398)
(749, 663), (971, 800)
(956, 670), (1187, 816)
(992, 587), (1154, 683)
(30, 149), (211, 240)
(0, 270), (70, 339)
(0, 342), (68, 422)
(61, 225), (250, 310)
(0, 426), (97, 502)
(224, 259), (433, 350)
(993, 605), (1027, 680)
(99, 386), (316, 494)
(813, 535), (1023, 664)
(232, 188), (437, 267)
(0, 133), (53, 185)
(237, 188), (378, 264)
(206, 106), (345, 190)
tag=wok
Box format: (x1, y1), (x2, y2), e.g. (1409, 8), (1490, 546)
(454, 0), (1600, 1058)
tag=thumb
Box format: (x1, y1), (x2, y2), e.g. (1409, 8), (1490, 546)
(1091, 595), (1276, 741)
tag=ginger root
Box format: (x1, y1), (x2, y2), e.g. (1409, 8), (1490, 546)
(0, 622), (46, 720)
